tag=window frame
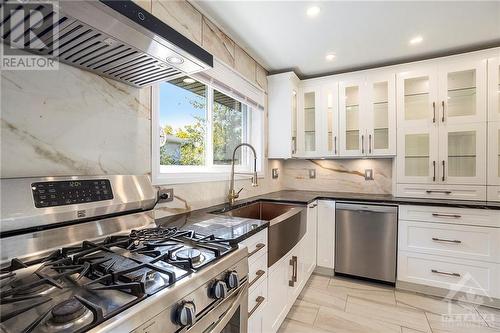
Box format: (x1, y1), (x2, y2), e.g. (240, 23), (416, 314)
(152, 74), (264, 185)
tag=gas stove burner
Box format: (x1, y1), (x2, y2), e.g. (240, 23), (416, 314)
(129, 227), (178, 243)
(50, 298), (87, 324)
(176, 249), (202, 263)
(10, 273), (59, 296)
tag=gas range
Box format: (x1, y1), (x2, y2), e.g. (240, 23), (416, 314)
(0, 176), (249, 333)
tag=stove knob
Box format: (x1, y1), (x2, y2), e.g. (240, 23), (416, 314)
(226, 271), (239, 289)
(210, 280), (227, 300)
(176, 301), (196, 327)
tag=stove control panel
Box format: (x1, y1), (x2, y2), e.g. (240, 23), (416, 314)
(31, 179), (114, 208)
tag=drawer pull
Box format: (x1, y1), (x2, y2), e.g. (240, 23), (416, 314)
(249, 270), (265, 288)
(308, 203), (317, 208)
(426, 190), (452, 194)
(289, 256), (298, 287)
(432, 213), (461, 219)
(248, 296), (265, 318)
(431, 269), (461, 277)
(248, 243), (265, 257)
(432, 237), (462, 244)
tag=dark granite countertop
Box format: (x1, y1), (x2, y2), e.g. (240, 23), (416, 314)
(155, 190), (500, 243)
(252, 190), (500, 210)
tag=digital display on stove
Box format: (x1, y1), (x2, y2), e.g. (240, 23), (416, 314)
(31, 179), (113, 208)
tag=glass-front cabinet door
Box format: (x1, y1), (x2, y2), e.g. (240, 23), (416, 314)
(291, 88), (298, 155)
(298, 86), (320, 156)
(488, 122), (500, 186)
(322, 83), (339, 156)
(488, 57), (500, 121)
(366, 73), (396, 156)
(339, 79), (365, 156)
(397, 67), (438, 129)
(438, 58), (487, 124)
(397, 127), (439, 184)
(438, 123), (486, 185)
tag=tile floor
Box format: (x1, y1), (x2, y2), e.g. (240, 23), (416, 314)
(278, 274), (500, 333)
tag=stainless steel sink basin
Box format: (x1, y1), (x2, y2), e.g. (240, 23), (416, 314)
(214, 201), (306, 267)
(218, 201), (299, 221)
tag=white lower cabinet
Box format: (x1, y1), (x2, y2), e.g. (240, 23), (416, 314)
(316, 200), (335, 269)
(263, 203), (318, 333)
(398, 205), (500, 299)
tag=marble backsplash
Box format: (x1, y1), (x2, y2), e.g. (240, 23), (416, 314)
(281, 159), (393, 194)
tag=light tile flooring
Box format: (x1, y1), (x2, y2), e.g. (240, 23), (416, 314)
(278, 274), (500, 333)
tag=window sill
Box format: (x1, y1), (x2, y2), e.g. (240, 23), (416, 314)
(152, 170), (265, 186)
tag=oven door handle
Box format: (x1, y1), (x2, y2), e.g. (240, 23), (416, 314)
(187, 281), (248, 333)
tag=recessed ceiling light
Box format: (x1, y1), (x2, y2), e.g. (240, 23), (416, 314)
(183, 78), (195, 84)
(409, 35), (423, 45)
(325, 54), (336, 61)
(306, 6), (320, 17)
(167, 56), (184, 64)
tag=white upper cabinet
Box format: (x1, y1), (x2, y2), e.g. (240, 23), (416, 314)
(366, 72), (396, 156)
(397, 65), (439, 129)
(488, 57), (500, 122)
(322, 83), (340, 157)
(489, 122), (500, 186)
(298, 85), (322, 157)
(339, 76), (366, 156)
(268, 72), (300, 158)
(438, 57), (487, 124)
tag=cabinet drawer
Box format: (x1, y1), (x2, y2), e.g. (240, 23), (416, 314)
(397, 184), (486, 201)
(398, 251), (500, 298)
(399, 220), (500, 263)
(399, 205), (499, 227)
(239, 230), (267, 262)
(488, 186), (500, 202)
(248, 277), (267, 316)
(248, 251), (267, 291)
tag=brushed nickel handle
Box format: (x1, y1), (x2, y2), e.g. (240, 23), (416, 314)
(361, 135), (365, 154)
(432, 161), (436, 182)
(369, 134), (372, 154)
(248, 243), (265, 257)
(431, 269), (460, 277)
(248, 296), (265, 318)
(432, 213), (462, 218)
(426, 190), (452, 194)
(441, 160), (445, 181)
(293, 256), (298, 282)
(432, 101), (436, 123)
(441, 101), (445, 122)
(249, 270), (265, 288)
(334, 136), (337, 155)
(432, 237), (462, 244)
(308, 203), (317, 208)
(289, 256), (297, 286)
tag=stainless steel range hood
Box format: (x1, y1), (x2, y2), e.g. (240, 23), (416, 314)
(0, 0), (213, 88)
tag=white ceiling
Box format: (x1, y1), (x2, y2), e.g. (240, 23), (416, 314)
(194, 1), (500, 78)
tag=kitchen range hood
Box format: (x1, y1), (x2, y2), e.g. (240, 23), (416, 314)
(0, 0), (213, 88)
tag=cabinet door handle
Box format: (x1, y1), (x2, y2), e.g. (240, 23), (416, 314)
(248, 296), (265, 318)
(432, 237), (462, 244)
(292, 138), (296, 154)
(248, 243), (265, 257)
(334, 136), (337, 155)
(426, 190), (452, 194)
(432, 102), (436, 123)
(289, 256), (297, 286)
(441, 160), (446, 181)
(369, 134), (372, 154)
(432, 161), (436, 182)
(441, 101), (445, 122)
(249, 270), (265, 287)
(432, 213), (462, 218)
(361, 135), (365, 154)
(431, 269), (461, 277)
(308, 203), (317, 208)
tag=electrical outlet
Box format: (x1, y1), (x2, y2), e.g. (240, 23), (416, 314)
(157, 188), (174, 203)
(308, 169), (316, 179)
(272, 168), (279, 179)
(364, 169), (374, 180)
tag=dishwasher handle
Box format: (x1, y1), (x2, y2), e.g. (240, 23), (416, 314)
(336, 203), (398, 214)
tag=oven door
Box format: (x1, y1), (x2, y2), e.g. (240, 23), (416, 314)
(188, 281), (248, 333)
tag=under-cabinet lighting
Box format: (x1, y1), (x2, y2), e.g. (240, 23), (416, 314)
(306, 6), (320, 17)
(183, 78), (195, 84)
(409, 36), (423, 45)
(325, 54), (336, 61)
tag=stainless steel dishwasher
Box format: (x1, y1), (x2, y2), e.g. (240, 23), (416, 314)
(335, 202), (398, 283)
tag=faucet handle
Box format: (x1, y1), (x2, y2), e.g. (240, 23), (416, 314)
(236, 188), (243, 196)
